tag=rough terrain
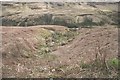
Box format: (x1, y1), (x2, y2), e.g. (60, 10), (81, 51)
(2, 25), (119, 78)
(1, 2), (119, 78)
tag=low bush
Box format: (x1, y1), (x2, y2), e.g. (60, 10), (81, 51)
(107, 58), (120, 70)
(80, 62), (90, 69)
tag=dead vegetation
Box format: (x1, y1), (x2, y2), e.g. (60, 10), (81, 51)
(1, 2), (119, 78)
(2, 26), (119, 78)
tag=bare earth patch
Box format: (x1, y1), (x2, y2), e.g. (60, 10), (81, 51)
(1, 25), (118, 78)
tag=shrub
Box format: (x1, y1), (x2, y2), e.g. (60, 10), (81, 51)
(108, 58), (120, 69)
(67, 23), (79, 28)
(41, 13), (53, 24)
(79, 16), (94, 28)
(52, 17), (67, 26)
(98, 20), (106, 26)
(80, 62), (90, 69)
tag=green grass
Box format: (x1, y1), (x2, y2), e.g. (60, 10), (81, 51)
(80, 61), (90, 69)
(36, 29), (79, 59)
(107, 58), (120, 69)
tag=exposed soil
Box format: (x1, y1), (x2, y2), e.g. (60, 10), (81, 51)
(1, 2), (119, 78)
(1, 25), (118, 78)
(52, 25), (118, 65)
